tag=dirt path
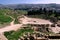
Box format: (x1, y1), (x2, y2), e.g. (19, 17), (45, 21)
(0, 33), (8, 40)
(0, 24), (23, 33)
(4, 14), (15, 25)
(10, 20), (14, 25)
